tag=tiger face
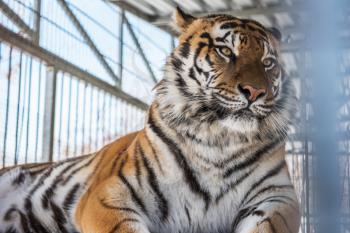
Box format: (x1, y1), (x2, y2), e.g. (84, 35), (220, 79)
(156, 8), (294, 138)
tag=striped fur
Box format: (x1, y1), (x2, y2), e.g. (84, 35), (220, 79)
(0, 8), (300, 233)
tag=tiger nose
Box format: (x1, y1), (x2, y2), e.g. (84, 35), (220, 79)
(238, 84), (266, 102)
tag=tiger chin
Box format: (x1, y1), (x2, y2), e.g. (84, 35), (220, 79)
(0, 7), (300, 233)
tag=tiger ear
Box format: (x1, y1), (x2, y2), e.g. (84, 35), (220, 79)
(268, 27), (282, 42)
(173, 7), (196, 33)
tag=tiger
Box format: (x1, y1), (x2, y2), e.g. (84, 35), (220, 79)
(0, 7), (300, 233)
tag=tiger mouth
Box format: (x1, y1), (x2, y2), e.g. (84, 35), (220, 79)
(235, 107), (270, 120)
(235, 108), (255, 118)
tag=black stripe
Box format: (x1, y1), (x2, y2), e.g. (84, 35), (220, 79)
(42, 159), (82, 209)
(27, 156), (83, 197)
(138, 143), (168, 221)
(193, 42), (207, 74)
(4, 207), (16, 221)
(144, 134), (164, 174)
(118, 155), (148, 215)
(24, 197), (50, 233)
(108, 218), (138, 233)
(179, 42), (190, 58)
(147, 111), (211, 209)
(171, 56), (184, 72)
(223, 139), (282, 178)
(50, 201), (69, 233)
(134, 148), (143, 187)
(18, 210), (31, 233)
(244, 184), (294, 205)
(220, 22), (239, 29)
(204, 54), (213, 66)
(175, 73), (193, 98)
(184, 205), (191, 224)
(231, 206), (258, 231)
(60, 155), (96, 185)
(12, 172), (25, 185)
(28, 165), (56, 196)
(63, 183), (80, 213)
(215, 31), (231, 42)
(99, 198), (140, 216)
(188, 67), (201, 86)
(251, 195), (298, 210)
(216, 164), (258, 203)
(82, 153), (105, 189)
(252, 210), (265, 217)
(110, 149), (127, 175)
(240, 160), (287, 207)
(3, 207), (31, 233)
(264, 198), (300, 214)
(200, 32), (214, 47)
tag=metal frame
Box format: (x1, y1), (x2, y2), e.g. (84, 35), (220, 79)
(33, 0), (41, 45)
(41, 66), (57, 162)
(110, 0), (303, 35)
(57, 0), (120, 84)
(118, 10), (125, 86)
(0, 24), (148, 110)
(124, 14), (157, 84)
(0, 0), (153, 165)
(0, 0), (34, 37)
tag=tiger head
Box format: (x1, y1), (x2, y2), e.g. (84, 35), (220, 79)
(154, 8), (296, 141)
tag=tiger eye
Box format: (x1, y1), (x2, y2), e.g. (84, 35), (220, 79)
(262, 58), (276, 68)
(220, 47), (233, 57)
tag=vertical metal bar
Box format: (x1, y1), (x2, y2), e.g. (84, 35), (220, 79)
(108, 94), (112, 142)
(2, 46), (13, 167)
(74, 79), (79, 155)
(308, 1), (343, 232)
(88, 86), (93, 152)
(41, 66), (57, 162)
(102, 92), (106, 144)
(115, 99), (119, 137)
(33, 0), (41, 45)
(57, 72), (64, 158)
(124, 15), (157, 84)
(81, 82), (87, 154)
(34, 62), (42, 162)
(118, 10), (124, 87)
(14, 51), (23, 165)
(65, 75), (72, 157)
(24, 57), (33, 163)
(124, 103), (128, 134)
(17, 54), (29, 165)
(95, 91), (100, 149)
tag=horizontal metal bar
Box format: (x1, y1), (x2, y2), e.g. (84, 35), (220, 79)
(151, 4), (304, 32)
(0, 0), (34, 37)
(110, 0), (156, 21)
(0, 24), (148, 110)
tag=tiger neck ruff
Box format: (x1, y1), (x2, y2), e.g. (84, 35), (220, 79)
(0, 7), (300, 233)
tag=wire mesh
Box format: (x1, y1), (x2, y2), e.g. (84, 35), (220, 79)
(0, 43), (145, 166)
